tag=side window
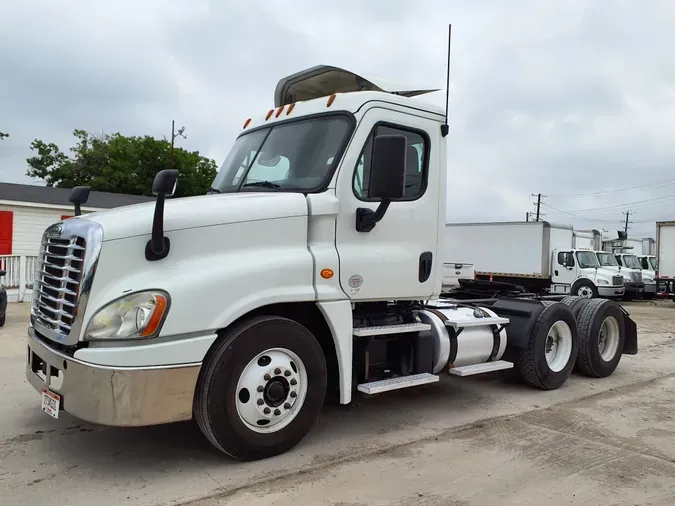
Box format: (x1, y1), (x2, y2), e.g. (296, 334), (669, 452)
(353, 125), (427, 200)
(557, 252), (574, 267)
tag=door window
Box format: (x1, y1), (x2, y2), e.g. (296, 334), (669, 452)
(353, 124), (428, 201)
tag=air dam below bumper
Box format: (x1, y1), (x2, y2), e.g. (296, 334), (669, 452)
(597, 285), (625, 297)
(25, 327), (200, 426)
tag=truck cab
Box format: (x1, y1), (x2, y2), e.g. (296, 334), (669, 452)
(552, 248), (624, 298)
(614, 253), (650, 297)
(22, 63), (639, 462)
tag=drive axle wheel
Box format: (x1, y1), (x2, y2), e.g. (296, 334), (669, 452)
(575, 298), (625, 378)
(194, 315), (327, 461)
(516, 301), (579, 390)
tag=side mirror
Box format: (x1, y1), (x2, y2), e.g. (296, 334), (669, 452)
(367, 134), (407, 200)
(356, 134), (407, 233)
(0, 269), (6, 277)
(152, 169), (178, 197)
(68, 186), (91, 216)
(146, 169), (179, 261)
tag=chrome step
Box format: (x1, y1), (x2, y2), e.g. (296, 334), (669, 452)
(444, 316), (510, 329)
(353, 322), (431, 337)
(357, 373), (439, 394)
(448, 360), (514, 377)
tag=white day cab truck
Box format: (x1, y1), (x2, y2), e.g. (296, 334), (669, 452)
(444, 221), (626, 300)
(601, 231), (653, 298)
(656, 221), (675, 301)
(25, 62), (639, 461)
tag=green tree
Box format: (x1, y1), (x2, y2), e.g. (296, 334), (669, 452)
(26, 129), (218, 197)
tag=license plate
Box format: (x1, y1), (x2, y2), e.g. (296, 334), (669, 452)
(41, 387), (60, 419)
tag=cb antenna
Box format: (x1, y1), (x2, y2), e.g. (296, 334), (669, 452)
(441, 24), (452, 137)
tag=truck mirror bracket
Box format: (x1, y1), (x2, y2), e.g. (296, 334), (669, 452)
(355, 201), (391, 233)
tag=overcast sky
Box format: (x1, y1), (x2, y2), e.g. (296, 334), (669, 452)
(1, 0), (674, 239)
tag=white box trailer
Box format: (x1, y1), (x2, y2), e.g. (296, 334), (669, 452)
(656, 221), (675, 299)
(445, 221), (624, 298)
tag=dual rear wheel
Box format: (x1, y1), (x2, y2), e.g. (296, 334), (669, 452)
(515, 297), (626, 390)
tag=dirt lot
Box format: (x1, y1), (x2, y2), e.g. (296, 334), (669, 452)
(2, 300), (675, 505)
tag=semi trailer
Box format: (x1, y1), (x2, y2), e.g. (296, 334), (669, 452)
(444, 221), (625, 299)
(24, 62), (639, 461)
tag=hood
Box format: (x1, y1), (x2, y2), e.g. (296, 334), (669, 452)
(596, 266), (620, 277)
(81, 192), (308, 241)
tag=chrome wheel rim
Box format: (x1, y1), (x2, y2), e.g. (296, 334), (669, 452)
(235, 348), (307, 434)
(545, 320), (573, 372)
(598, 316), (620, 362)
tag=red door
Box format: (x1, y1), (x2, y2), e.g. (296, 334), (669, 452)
(0, 211), (13, 255)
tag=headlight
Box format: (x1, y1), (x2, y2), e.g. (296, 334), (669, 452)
(597, 279), (609, 285)
(84, 290), (170, 340)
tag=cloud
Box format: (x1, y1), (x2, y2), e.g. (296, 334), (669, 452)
(1, 0), (674, 237)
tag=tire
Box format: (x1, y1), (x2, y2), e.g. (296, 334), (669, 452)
(193, 315), (327, 461)
(560, 295), (591, 319)
(0, 313), (5, 327)
(575, 298), (625, 378)
(516, 301), (579, 390)
(571, 280), (598, 299)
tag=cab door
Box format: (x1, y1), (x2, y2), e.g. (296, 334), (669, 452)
(334, 106), (443, 300)
(552, 250), (578, 288)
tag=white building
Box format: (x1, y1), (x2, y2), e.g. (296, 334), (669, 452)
(0, 182), (153, 302)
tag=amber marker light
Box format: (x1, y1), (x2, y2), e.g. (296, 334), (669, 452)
(320, 269), (334, 279)
(265, 109), (274, 120)
(327, 94), (336, 107)
(243, 118), (252, 129)
(139, 294), (169, 337)
(286, 103), (296, 115)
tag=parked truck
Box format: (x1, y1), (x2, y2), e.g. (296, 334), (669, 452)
(601, 231), (650, 298)
(656, 221), (675, 300)
(444, 221), (625, 299)
(24, 63), (638, 461)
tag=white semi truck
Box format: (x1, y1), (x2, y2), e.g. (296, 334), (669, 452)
(444, 221), (625, 299)
(24, 64), (639, 461)
(656, 221), (675, 300)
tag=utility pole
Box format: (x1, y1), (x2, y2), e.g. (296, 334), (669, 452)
(530, 193), (546, 221)
(623, 210), (633, 235)
(170, 120), (187, 169)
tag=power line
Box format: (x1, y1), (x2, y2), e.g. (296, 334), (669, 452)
(546, 177), (675, 198)
(541, 203), (664, 224)
(548, 193), (675, 214)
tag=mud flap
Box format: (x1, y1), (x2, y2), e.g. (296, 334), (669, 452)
(620, 306), (638, 355)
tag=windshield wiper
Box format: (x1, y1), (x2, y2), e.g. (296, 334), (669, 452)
(206, 187), (221, 194)
(242, 181), (282, 191)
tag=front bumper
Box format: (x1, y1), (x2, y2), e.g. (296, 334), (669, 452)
(25, 327), (200, 426)
(623, 281), (645, 295)
(597, 285), (625, 297)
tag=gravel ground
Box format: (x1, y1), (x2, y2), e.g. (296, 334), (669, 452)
(1, 299), (674, 505)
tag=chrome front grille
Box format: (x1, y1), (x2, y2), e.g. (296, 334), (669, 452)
(32, 234), (86, 335)
(30, 219), (103, 346)
(630, 271), (643, 283)
(612, 275), (623, 286)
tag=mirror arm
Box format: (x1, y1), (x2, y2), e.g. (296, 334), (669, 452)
(355, 200), (391, 233)
(145, 193), (170, 261)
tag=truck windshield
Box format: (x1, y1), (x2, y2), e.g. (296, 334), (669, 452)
(649, 257), (657, 270)
(209, 115), (353, 193)
(623, 254), (641, 269)
(596, 252), (619, 267)
(575, 251), (600, 268)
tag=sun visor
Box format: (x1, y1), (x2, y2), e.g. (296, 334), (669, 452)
(274, 65), (439, 107)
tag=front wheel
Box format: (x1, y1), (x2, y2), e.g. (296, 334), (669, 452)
(194, 315), (327, 461)
(572, 280), (598, 299)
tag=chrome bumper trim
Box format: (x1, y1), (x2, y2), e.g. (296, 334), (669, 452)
(26, 327), (200, 426)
